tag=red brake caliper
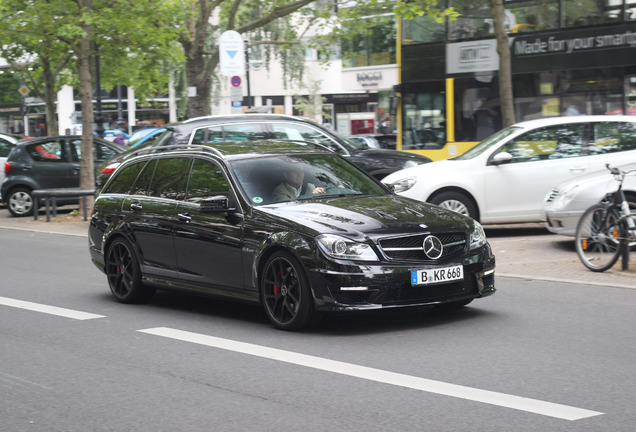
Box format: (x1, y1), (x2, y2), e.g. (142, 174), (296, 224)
(274, 270), (281, 295)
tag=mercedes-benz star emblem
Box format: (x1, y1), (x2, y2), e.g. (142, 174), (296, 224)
(423, 235), (443, 259)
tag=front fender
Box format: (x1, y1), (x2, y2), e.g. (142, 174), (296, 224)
(251, 231), (315, 292)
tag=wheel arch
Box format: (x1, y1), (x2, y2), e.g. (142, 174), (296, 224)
(254, 232), (316, 302)
(427, 187), (480, 221)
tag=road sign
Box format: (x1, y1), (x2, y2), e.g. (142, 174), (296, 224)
(231, 76), (241, 87)
(219, 31), (245, 76)
(230, 86), (242, 101)
(18, 85), (29, 96)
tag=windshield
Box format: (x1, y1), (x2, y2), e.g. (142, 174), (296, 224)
(230, 153), (388, 205)
(454, 126), (522, 160)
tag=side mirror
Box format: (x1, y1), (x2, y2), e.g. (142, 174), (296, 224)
(491, 151), (513, 165)
(200, 195), (235, 213)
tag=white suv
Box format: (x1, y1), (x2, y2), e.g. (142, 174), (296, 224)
(382, 116), (636, 224)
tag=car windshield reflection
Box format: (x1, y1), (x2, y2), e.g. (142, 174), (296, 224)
(230, 153), (388, 205)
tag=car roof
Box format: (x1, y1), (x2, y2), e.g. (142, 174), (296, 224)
(512, 115), (636, 129)
(165, 114), (321, 135)
(130, 140), (333, 162)
(14, 135), (123, 149)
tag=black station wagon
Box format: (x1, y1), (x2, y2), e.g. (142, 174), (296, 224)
(88, 141), (495, 330)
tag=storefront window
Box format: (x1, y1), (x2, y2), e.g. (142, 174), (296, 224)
(563, 0), (626, 27)
(448, 1), (492, 40)
(454, 76), (502, 142)
(402, 84), (446, 149)
(505, 0), (559, 32)
(341, 12), (396, 67)
(402, 16), (446, 44)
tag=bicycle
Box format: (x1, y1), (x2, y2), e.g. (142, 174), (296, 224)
(575, 164), (636, 272)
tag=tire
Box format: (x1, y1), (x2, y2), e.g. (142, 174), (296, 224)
(7, 187), (34, 217)
(260, 251), (316, 331)
(575, 204), (623, 272)
(105, 238), (155, 303)
(430, 191), (478, 220)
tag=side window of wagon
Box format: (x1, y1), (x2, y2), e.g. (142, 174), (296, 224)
(149, 157), (192, 200)
(103, 160), (148, 194)
(185, 159), (230, 203)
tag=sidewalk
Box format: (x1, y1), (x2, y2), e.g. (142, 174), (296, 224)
(0, 210), (634, 290)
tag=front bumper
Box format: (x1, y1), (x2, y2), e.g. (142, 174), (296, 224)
(306, 245), (496, 312)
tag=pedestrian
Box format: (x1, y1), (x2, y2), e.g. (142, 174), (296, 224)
(377, 117), (393, 134)
(113, 131), (127, 146)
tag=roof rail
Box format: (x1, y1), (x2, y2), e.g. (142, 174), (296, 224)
(272, 139), (333, 153)
(128, 144), (226, 159)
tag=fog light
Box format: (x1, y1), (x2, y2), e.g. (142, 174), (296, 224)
(340, 286), (369, 291)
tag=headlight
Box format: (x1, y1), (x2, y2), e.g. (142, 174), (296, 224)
(316, 234), (379, 261)
(550, 185), (579, 210)
(469, 222), (487, 250)
(389, 176), (417, 194)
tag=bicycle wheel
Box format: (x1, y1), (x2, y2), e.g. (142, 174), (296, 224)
(575, 203), (623, 272)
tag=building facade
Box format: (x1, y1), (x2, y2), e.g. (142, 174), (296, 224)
(398, 0), (636, 158)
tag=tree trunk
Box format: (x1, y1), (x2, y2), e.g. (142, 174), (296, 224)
(77, 35), (95, 209)
(41, 58), (59, 136)
(185, 53), (212, 118)
(489, 0), (516, 127)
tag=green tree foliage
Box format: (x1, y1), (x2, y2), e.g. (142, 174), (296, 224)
(0, 0), (183, 197)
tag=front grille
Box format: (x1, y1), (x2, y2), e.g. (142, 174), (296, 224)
(329, 275), (478, 306)
(383, 275), (478, 304)
(378, 232), (466, 261)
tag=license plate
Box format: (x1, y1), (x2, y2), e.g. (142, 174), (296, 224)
(411, 265), (464, 286)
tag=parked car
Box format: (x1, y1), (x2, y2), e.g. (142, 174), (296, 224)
(89, 140), (495, 331)
(102, 129), (130, 142)
(127, 127), (166, 149)
(382, 115), (636, 224)
(1, 136), (125, 216)
(95, 114), (432, 188)
(0, 133), (20, 186)
(542, 162), (636, 236)
(347, 133), (397, 149)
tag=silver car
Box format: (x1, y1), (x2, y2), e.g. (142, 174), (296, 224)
(0, 133), (19, 188)
(542, 162), (636, 236)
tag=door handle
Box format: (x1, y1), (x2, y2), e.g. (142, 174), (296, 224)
(569, 166), (587, 173)
(130, 203), (142, 211)
(178, 213), (192, 223)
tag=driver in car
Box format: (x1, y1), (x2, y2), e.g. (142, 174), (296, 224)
(272, 162), (325, 201)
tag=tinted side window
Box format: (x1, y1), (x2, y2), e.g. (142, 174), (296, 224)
(191, 124), (268, 144)
(131, 159), (158, 196)
(28, 140), (67, 162)
(0, 139), (13, 157)
(271, 123), (340, 152)
(104, 161), (148, 194)
(149, 158), (191, 200)
(95, 142), (119, 162)
(185, 159), (230, 203)
(591, 122), (636, 154)
(502, 124), (583, 163)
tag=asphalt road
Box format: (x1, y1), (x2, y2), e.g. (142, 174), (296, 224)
(1, 227), (636, 431)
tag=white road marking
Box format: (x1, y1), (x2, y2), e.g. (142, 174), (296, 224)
(138, 327), (603, 421)
(0, 296), (105, 320)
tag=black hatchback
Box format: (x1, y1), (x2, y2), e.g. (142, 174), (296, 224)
(89, 141), (495, 330)
(1, 135), (124, 217)
(96, 114), (432, 188)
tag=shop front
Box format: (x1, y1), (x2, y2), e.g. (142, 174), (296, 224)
(398, 21), (636, 159)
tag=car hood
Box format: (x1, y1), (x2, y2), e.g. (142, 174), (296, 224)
(381, 158), (461, 184)
(351, 148), (430, 162)
(257, 194), (474, 241)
